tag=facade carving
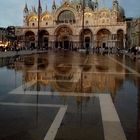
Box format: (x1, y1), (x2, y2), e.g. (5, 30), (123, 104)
(15, 0), (127, 50)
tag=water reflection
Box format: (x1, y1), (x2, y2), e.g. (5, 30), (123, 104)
(0, 53), (139, 140)
(135, 64), (140, 140)
(0, 54), (127, 98)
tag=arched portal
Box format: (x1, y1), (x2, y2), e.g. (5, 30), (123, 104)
(25, 31), (35, 49)
(39, 30), (49, 49)
(117, 30), (124, 49)
(96, 29), (111, 48)
(80, 29), (93, 49)
(55, 26), (73, 49)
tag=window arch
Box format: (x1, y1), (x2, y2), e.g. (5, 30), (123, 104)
(57, 10), (76, 24)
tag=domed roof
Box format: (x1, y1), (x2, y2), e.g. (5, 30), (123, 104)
(85, 0), (95, 10)
(71, 0), (95, 10)
(118, 6), (125, 17)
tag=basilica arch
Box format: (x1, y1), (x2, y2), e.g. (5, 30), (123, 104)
(25, 31), (35, 49)
(55, 25), (73, 49)
(117, 29), (124, 49)
(96, 29), (111, 48)
(80, 28), (93, 49)
(39, 30), (49, 49)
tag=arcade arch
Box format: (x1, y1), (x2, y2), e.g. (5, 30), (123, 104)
(55, 26), (73, 49)
(25, 31), (35, 49)
(80, 29), (93, 49)
(39, 30), (49, 49)
(96, 29), (111, 48)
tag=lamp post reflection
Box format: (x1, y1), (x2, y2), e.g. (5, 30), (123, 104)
(137, 66), (140, 140)
(80, 69), (83, 123)
(35, 0), (42, 126)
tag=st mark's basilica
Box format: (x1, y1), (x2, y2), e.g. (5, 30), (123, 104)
(16, 0), (127, 50)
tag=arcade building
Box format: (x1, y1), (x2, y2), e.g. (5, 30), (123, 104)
(15, 0), (127, 50)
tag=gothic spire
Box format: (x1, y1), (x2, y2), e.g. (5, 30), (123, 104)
(38, 0), (42, 14)
(52, 0), (56, 10)
(95, 0), (98, 9)
(32, 6), (37, 13)
(24, 3), (28, 13)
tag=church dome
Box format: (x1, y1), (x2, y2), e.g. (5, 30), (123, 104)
(85, 0), (95, 10)
(118, 6), (125, 17)
(71, 0), (95, 10)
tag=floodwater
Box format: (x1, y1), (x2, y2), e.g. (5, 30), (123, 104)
(0, 51), (139, 140)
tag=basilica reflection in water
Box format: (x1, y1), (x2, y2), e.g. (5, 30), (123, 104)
(4, 53), (127, 101)
(0, 52), (140, 140)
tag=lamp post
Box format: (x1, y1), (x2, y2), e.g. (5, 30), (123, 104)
(37, 0), (41, 50)
(36, 0), (42, 125)
(81, 0), (85, 49)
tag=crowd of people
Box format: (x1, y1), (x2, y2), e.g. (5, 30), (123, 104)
(0, 43), (140, 57)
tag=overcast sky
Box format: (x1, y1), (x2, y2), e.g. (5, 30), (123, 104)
(0, 0), (140, 27)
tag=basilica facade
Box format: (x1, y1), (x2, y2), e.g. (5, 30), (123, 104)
(15, 0), (127, 50)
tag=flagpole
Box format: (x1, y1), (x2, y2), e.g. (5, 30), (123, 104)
(82, 0), (85, 49)
(37, 0), (41, 50)
(36, 0), (41, 126)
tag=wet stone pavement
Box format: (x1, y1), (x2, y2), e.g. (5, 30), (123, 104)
(0, 51), (140, 140)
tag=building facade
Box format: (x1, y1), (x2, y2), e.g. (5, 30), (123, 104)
(0, 26), (17, 48)
(125, 18), (133, 49)
(16, 0), (127, 50)
(131, 18), (140, 47)
(0, 27), (7, 46)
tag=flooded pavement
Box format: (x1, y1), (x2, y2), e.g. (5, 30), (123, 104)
(0, 51), (140, 140)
